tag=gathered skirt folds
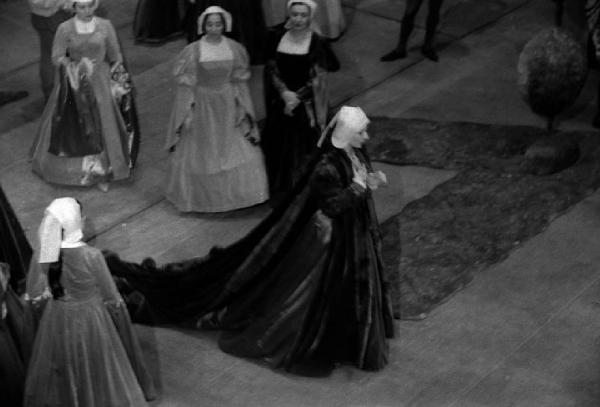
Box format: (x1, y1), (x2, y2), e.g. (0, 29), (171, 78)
(166, 84), (268, 213)
(30, 63), (132, 187)
(24, 297), (148, 407)
(0, 313), (25, 407)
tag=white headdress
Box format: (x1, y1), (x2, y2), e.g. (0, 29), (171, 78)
(38, 197), (85, 264)
(287, 0), (318, 17)
(73, 0), (99, 6)
(317, 106), (370, 148)
(197, 6), (233, 34)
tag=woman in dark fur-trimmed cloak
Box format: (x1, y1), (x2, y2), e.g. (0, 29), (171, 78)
(106, 106), (394, 375)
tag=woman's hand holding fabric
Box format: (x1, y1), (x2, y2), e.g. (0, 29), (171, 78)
(352, 165), (368, 189)
(281, 90), (300, 116)
(79, 57), (94, 77)
(366, 170), (387, 190)
(314, 210), (333, 243)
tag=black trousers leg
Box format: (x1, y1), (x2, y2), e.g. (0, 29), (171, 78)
(397, 0), (425, 49)
(30, 10), (70, 100)
(424, 0), (443, 48)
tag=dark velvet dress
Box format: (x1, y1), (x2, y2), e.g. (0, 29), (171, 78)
(133, 0), (184, 44)
(0, 264), (26, 407)
(261, 26), (339, 202)
(0, 185), (32, 294)
(106, 142), (394, 373)
(183, 0), (267, 64)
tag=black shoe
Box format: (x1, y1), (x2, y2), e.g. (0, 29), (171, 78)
(0, 90), (28, 107)
(380, 48), (407, 62)
(421, 46), (439, 62)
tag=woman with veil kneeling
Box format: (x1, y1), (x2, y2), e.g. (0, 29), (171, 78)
(107, 106), (395, 375)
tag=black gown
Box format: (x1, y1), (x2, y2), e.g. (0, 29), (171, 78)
(261, 26), (339, 202)
(0, 264), (26, 407)
(133, 0), (184, 44)
(183, 0), (267, 64)
(106, 141), (394, 373)
(0, 185), (32, 294)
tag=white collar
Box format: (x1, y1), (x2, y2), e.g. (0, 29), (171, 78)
(277, 30), (312, 55)
(75, 17), (97, 34)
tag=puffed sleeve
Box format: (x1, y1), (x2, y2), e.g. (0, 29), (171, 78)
(312, 155), (366, 218)
(230, 40), (251, 82)
(90, 248), (122, 304)
(51, 21), (70, 66)
(104, 19), (123, 64)
(165, 43), (197, 150)
(173, 43), (197, 87)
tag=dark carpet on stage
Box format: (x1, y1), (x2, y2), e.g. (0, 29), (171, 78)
(372, 117), (600, 319)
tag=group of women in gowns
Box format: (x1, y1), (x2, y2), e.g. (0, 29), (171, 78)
(132, 0), (346, 50)
(9, 0), (394, 401)
(30, 0), (341, 214)
(3, 106), (393, 407)
(165, 0), (339, 211)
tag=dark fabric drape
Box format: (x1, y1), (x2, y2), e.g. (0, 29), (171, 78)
(0, 186), (31, 294)
(133, 0), (184, 44)
(0, 263), (26, 406)
(106, 141), (394, 373)
(111, 64), (141, 168)
(49, 64), (103, 157)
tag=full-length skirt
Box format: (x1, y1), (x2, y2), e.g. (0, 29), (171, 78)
(0, 286), (26, 407)
(261, 103), (319, 201)
(107, 149), (394, 373)
(30, 63), (133, 186)
(0, 185), (31, 293)
(166, 83), (268, 212)
(24, 297), (148, 407)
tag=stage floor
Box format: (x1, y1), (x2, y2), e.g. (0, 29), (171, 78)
(1, 0), (600, 405)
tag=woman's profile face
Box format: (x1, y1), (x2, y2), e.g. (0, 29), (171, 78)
(74, 1), (95, 21)
(348, 125), (370, 148)
(288, 4), (311, 31)
(204, 13), (225, 37)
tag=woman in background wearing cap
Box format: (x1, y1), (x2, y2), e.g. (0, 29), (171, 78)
(184, 0), (267, 64)
(165, 6), (268, 213)
(23, 198), (154, 406)
(261, 0), (339, 202)
(263, 0), (346, 40)
(107, 106), (394, 375)
(30, 0), (139, 192)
